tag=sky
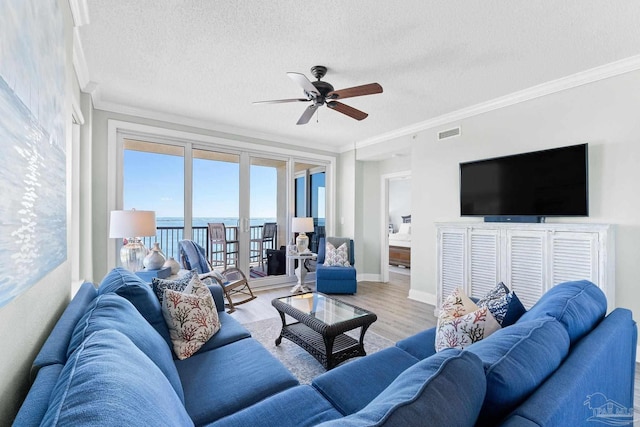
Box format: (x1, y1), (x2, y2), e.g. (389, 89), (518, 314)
(124, 150), (277, 219)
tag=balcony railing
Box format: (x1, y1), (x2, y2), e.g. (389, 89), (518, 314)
(140, 225), (266, 268)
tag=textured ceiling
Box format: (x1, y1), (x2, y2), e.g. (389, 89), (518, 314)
(79, 1), (640, 152)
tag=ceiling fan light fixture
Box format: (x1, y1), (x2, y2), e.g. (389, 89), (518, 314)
(254, 65), (383, 124)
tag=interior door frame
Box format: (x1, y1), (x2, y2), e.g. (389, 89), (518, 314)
(380, 170), (411, 283)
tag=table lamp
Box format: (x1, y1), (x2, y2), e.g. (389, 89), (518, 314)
(109, 209), (157, 272)
(292, 217), (314, 253)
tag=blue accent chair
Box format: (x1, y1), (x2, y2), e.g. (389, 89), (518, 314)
(316, 237), (357, 294)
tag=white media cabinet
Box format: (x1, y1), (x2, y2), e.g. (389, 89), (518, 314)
(436, 222), (615, 312)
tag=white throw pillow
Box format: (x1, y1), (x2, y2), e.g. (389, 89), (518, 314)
(162, 275), (220, 360)
(324, 242), (350, 267)
(398, 223), (411, 234)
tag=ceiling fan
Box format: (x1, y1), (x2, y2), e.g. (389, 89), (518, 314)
(253, 65), (383, 125)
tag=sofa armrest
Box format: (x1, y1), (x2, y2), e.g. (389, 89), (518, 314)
(207, 283), (226, 313)
(15, 364), (64, 426)
(31, 282), (98, 380)
(500, 308), (637, 426)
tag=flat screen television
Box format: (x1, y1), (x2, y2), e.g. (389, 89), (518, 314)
(460, 143), (588, 218)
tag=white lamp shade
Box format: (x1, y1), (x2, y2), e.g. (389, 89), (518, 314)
(109, 210), (157, 238)
(292, 217), (314, 233)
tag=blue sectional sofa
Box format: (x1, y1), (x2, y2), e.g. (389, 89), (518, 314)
(15, 269), (636, 426)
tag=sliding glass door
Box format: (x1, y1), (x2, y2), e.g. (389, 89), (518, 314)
(192, 149), (240, 270)
(294, 163), (326, 253)
(118, 129), (333, 287)
(123, 139), (184, 261)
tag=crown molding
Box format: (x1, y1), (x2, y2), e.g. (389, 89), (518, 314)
(72, 28), (91, 91)
(68, 0), (90, 27)
(93, 98), (341, 154)
(349, 54), (640, 152)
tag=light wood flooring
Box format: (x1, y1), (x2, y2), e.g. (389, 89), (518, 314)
(231, 272), (638, 415)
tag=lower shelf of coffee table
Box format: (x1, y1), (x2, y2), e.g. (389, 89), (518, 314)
(278, 322), (366, 370)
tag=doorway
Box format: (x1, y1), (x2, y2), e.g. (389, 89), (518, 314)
(380, 171), (411, 283)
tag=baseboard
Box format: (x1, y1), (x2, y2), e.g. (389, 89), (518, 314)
(358, 273), (381, 282)
(408, 289), (436, 306)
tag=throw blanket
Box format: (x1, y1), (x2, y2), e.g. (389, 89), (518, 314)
(178, 240), (210, 274)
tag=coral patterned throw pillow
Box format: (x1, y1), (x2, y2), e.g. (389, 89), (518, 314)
(435, 288), (501, 352)
(162, 275), (220, 360)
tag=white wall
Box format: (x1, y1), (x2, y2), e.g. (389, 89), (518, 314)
(409, 70), (640, 323)
(0, 0), (78, 421)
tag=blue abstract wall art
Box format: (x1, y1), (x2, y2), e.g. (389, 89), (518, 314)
(0, 0), (67, 307)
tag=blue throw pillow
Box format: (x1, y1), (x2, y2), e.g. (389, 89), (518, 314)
(316, 349), (486, 426)
(466, 317), (570, 425)
(67, 294), (184, 403)
(41, 329), (193, 426)
(516, 280), (606, 344)
(98, 267), (172, 347)
(477, 282), (527, 327)
(152, 270), (194, 305)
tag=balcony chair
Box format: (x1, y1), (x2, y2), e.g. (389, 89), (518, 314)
(178, 239), (255, 313)
(316, 237), (357, 294)
(208, 222), (239, 270)
(250, 222), (277, 267)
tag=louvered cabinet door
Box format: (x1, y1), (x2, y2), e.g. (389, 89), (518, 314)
(437, 229), (466, 309)
(549, 232), (598, 287)
(505, 230), (546, 309)
(468, 229), (500, 300)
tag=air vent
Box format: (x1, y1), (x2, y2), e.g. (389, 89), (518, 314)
(438, 127), (461, 140)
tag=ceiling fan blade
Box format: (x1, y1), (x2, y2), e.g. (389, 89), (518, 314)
(296, 105), (317, 125)
(327, 83), (383, 100)
(327, 101), (368, 121)
(287, 72), (319, 97)
(253, 98), (309, 105)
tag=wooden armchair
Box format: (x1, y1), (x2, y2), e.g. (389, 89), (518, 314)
(179, 240), (256, 313)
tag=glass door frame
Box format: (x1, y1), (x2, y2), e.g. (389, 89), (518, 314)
(108, 119), (336, 289)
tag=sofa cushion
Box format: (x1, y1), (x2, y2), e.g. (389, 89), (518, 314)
(395, 328), (437, 361)
(67, 293), (184, 403)
(41, 329), (193, 427)
(466, 316), (570, 425)
(516, 280), (606, 344)
(209, 385), (342, 427)
(162, 275), (221, 360)
(194, 311), (251, 353)
(176, 337), (298, 425)
(316, 349), (486, 427)
(98, 267), (172, 347)
(501, 308), (637, 427)
(312, 346), (420, 415)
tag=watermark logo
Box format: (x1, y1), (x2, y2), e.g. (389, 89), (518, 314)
(584, 392), (635, 426)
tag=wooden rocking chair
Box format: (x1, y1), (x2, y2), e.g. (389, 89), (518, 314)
(178, 240), (256, 313)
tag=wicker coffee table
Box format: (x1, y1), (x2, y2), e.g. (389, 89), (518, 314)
(272, 292), (377, 370)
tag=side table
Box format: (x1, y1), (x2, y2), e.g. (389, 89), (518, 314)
(286, 253), (317, 293)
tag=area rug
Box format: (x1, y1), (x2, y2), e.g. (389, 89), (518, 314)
(243, 317), (394, 384)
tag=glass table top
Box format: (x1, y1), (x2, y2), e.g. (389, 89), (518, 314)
(276, 293), (370, 326)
